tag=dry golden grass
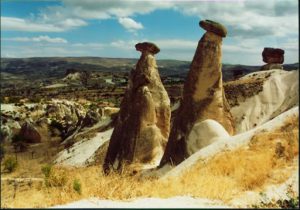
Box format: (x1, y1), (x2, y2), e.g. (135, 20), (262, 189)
(1, 154), (44, 179)
(1, 115), (298, 208)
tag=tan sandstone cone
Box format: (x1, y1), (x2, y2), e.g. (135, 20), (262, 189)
(160, 20), (235, 166)
(103, 42), (171, 174)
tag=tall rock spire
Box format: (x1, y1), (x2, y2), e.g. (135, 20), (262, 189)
(103, 42), (171, 173)
(160, 20), (235, 166)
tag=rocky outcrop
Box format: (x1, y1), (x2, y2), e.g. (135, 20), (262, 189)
(82, 110), (101, 127)
(227, 70), (298, 133)
(99, 107), (120, 119)
(186, 119), (230, 155)
(0, 117), (21, 142)
(160, 20), (235, 166)
(45, 100), (86, 139)
(46, 101), (84, 123)
(103, 42), (171, 173)
(0, 125), (12, 142)
(261, 47), (284, 70)
(19, 121), (41, 143)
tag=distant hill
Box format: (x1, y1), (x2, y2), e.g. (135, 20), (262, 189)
(1, 57), (298, 82)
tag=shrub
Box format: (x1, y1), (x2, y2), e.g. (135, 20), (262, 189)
(9, 96), (21, 104)
(277, 196), (299, 208)
(73, 179), (82, 194)
(89, 103), (98, 111)
(41, 164), (52, 178)
(4, 156), (18, 173)
(31, 96), (41, 103)
(50, 120), (64, 131)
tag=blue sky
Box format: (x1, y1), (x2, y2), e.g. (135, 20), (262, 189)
(1, 0), (299, 65)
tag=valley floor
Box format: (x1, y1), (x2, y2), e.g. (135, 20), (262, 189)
(1, 109), (298, 208)
(1, 70), (299, 208)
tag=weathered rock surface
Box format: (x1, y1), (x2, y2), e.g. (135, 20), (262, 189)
(82, 110), (101, 127)
(19, 121), (41, 143)
(46, 101), (84, 123)
(160, 20), (235, 166)
(186, 119), (230, 155)
(0, 125), (12, 142)
(262, 47), (284, 64)
(103, 42), (171, 173)
(99, 107), (120, 119)
(45, 100), (86, 140)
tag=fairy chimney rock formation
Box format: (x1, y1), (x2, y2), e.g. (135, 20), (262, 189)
(103, 42), (171, 173)
(199, 20), (227, 37)
(160, 20), (235, 166)
(261, 47), (284, 70)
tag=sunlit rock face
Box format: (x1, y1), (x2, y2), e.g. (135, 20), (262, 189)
(103, 42), (171, 173)
(160, 20), (235, 166)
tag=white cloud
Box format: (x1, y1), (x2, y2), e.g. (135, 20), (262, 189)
(62, 0), (174, 19)
(58, 18), (87, 28)
(110, 40), (136, 49)
(280, 38), (299, 51)
(1, 17), (63, 32)
(5, 0), (173, 33)
(1, 36), (68, 43)
(118, 17), (143, 31)
(2, 0), (298, 38)
(71, 42), (104, 49)
(174, 0), (298, 38)
(3, 35), (68, 43)
(1, 16), (87, 32)
(1, 0), (298, 64)
(32, 36), (67, 43)
(110, 39), (196, 51)
(153, 39), (196, 50)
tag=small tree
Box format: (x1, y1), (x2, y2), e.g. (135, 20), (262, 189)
(80, 71), (91, 87)
(73, 179), (82, 194)
(41, 164), (52, 178)
(4, 157), (18, 173)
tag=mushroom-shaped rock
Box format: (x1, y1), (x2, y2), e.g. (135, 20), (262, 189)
(135, 42), (160, 55)
(187, 119), (230, 155)
(199, 19), (227, 37)
(103, 42), (170, 173)
(262, 47), (284, 64)
(160, 19), (234, 166)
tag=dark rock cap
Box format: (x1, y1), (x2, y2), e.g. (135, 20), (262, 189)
(262, 47), (285, 64)
(199, 19), (227, 37)
(263, 47), (285, 55)
(135, 42), (160, 54)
